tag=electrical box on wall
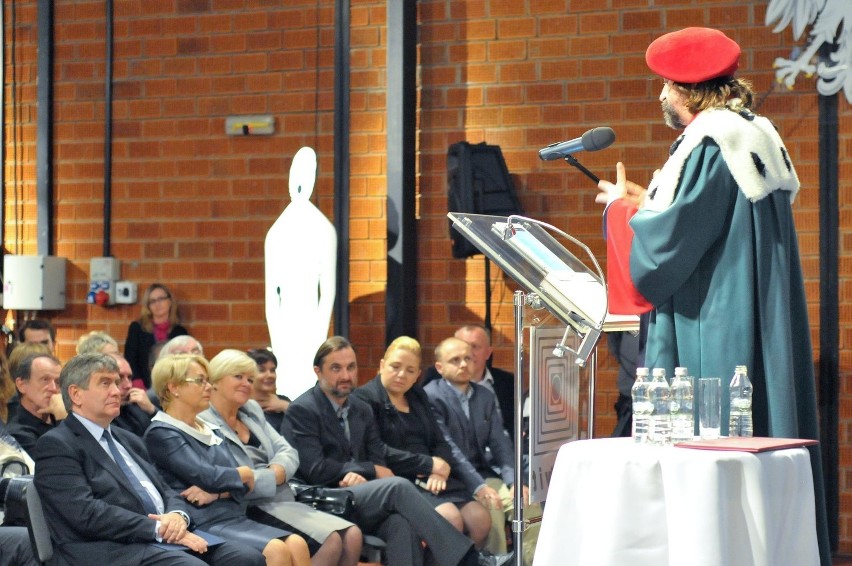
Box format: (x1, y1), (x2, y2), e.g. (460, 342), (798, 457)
(88, 257), (120, 306)
(2, 255), (67, 310)
(115, 281), (137, 305)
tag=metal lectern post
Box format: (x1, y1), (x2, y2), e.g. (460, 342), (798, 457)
(445, 211), (639, 564)
(511, 290), (525, 566)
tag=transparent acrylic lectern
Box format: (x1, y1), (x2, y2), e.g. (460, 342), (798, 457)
(448, 212), (638, 566)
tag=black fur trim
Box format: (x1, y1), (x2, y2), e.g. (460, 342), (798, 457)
(780, 147), (792, 172)
(751, 152), (767, 178)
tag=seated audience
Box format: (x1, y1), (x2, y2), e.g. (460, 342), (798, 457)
(33, 353), (265, 565)
(0, 417), (35, 475)
(0, 418), (38, 565)
(146, 334), (206, 409)
(6, 343), (53, 423)
(246, 349), (290, 434)
(426, 337), (541, 563)
(7, 343), (52, 376)
(18, 319), (56, 355)
(201, 349), (361, 566)
(125, 283), (189, 390)
(76, 331), (120, 356)
(112, 354), (158, 436)
(158, 335), (204, 359)
(283, 336), (512, 566)
(145, 354), (310, 566)
(352, 336), (491, 548)
(8, 354), (64, 458)
(421, 324), (515, 439)
(0, 349), (16, 424)
(0, 526), (37, 566)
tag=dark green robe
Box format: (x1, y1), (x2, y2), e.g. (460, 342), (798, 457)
(605, 107), (830, 565)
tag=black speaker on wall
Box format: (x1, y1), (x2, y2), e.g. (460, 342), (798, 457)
(447, 141), (523, 259)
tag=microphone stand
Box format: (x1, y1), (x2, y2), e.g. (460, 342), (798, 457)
(563, 154), (600, 185)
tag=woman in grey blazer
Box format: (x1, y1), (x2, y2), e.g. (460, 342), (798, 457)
(200, 349), (362, 566)
(144, 354), (310, 566)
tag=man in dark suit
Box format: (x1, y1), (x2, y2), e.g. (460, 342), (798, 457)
(33, 353), (264, 566)
(111, 353), (157, 436)
(282, 336), (511, 566)
(422, 324), (516, 439)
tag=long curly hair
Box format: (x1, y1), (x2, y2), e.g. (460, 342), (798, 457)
(674, 76), (755, 114)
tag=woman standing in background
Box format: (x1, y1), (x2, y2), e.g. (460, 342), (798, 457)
(125, 283), (188, 389)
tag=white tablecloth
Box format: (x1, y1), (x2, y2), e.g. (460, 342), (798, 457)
(534, 437), (819, 566)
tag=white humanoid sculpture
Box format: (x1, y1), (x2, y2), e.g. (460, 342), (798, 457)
(265, 147), (337, 399)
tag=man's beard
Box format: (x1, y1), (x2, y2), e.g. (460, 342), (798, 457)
(662, 101), (685, 130)
(329, 384), (351, 398)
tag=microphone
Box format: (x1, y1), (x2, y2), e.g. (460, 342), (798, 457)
(538, 127), (616, 161)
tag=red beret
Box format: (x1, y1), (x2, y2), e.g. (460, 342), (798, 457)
(646, 27), (740, 83)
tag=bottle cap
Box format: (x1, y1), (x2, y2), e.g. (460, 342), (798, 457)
(652, 367), (666, 377)
(674, 367), (687, 376)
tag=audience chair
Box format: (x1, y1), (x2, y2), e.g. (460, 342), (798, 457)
(360, 534), (386, 563)
(23, 481), (54, 565)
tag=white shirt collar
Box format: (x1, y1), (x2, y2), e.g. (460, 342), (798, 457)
(72, 412), (112, 440)
(151, 411), (222, 446)
(473, 367), (496, 395)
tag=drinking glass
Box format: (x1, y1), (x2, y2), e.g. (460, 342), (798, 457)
(698, 377), (721, 439)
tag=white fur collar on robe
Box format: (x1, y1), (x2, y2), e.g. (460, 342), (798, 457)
(643, 107), (800, 212)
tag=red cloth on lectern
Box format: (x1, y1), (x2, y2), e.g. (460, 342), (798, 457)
(605, 199), (653, 314)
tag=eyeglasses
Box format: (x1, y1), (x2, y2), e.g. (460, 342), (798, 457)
(148, 295), (171, 306)
(184, 377), (211, 386)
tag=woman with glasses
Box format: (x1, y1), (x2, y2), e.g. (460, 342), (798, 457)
(144, 354), (310, 566)
(125, 283), (188, 389)
(201, 349), (362, 566)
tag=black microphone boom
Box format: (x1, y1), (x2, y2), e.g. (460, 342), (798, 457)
(538, 127), (616, 161)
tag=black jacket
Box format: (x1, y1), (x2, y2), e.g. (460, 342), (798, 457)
(353, 376), (462, 484)
(123, 320), (188, 389)
(282, 383), (430, 486)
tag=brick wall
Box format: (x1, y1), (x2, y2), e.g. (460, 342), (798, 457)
(4, 0), (852, 552)
(4, 0), (342, 356)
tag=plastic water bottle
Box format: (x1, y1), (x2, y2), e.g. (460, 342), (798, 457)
(648, 368), (671, 446)
(729, 365), (753, 437)
(670, 367), (694, 443)
(631, 367), (651, 443)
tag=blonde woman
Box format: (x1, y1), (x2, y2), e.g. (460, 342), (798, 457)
(145, 354), (310, 566)
(352, 336), (491, 549)
(201, 349), (362, 566)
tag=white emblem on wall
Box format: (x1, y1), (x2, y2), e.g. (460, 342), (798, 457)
(766, 0), (852, 102)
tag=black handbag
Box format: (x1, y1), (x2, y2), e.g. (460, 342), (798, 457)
(289, 481), (356, 521)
